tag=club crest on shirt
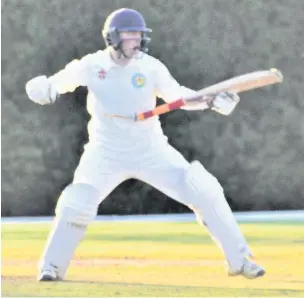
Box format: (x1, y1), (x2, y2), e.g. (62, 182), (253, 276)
(132, 73), (146, 88)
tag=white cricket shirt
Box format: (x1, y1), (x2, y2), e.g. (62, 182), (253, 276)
(48, 49), (202, 154)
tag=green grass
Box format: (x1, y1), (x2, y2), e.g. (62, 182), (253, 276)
(2, 221), (304, 297)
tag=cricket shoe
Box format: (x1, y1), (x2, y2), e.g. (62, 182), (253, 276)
(37, 269), (62, 282)
(228, 257), (265, 279)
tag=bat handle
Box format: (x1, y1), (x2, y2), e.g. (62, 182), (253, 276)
(135, 98), (185, 121)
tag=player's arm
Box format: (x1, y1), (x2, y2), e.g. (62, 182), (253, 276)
(155, 60), (208, 110)
(155, 61), (239, 115)
(25, 56), (90, 105)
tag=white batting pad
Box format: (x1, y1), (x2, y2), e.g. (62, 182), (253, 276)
(185, 161), (252, 270)
(38, 183), (100, 278)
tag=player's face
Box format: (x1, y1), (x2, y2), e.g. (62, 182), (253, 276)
(120, 31), (142, 58)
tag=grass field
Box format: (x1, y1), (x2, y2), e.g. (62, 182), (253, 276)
(2, 220), (304, 297)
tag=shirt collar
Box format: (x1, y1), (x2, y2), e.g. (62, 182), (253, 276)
(103, 48), (139, 70)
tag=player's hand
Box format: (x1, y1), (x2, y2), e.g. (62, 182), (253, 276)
(25, 75), (58, 105)
(205, 92), (240, 116)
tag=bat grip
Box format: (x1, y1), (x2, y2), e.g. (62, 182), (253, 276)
(136, 98), (185, 121)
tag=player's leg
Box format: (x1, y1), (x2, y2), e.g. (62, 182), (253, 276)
(38, 143), (128, 281)
(134, 144), (264, 278)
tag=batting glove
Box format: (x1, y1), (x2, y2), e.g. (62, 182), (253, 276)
(206, 92), (240, 116)
(25, 75), (58, 105)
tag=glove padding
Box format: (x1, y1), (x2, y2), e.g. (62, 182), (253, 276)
(206, 92), (240, 116)
(25, 75), (58, 105)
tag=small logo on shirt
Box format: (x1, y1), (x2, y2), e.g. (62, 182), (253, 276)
(132, 73), (145, 88)
(98, 68), (106, 79)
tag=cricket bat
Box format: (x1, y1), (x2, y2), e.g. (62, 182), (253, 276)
(135, 68), (283, 121)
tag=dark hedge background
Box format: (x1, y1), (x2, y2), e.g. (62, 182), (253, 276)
(2, 0), (304, 216)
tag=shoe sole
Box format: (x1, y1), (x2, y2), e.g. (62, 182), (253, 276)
(228, 269), (266, 279)
(38, 275), (59, 282)
(255, 269), (266, 278)
(246, 269), (266, 279)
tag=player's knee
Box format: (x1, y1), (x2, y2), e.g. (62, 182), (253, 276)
(55, 183), (100, 226)
(184, 160), (224, 207)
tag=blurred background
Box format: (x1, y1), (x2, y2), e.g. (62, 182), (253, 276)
(2, 0), (304, 216)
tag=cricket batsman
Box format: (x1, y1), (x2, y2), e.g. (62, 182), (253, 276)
(25, 8), (265, 281)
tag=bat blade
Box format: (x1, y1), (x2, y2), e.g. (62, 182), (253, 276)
(193, 69), (283, 98)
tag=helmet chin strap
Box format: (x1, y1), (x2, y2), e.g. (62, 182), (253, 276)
(111, 42), (141, 61)
(120, 48), (130, 59)
(118, 46), (140, 60)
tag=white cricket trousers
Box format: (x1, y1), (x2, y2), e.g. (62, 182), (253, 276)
(72, 141), (252, 270)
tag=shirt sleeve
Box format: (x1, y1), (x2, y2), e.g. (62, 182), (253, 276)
(155, 60), (208, 110)
(48, 54), (91, 94)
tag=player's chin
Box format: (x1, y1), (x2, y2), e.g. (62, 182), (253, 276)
(125, 49), (140, 59)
